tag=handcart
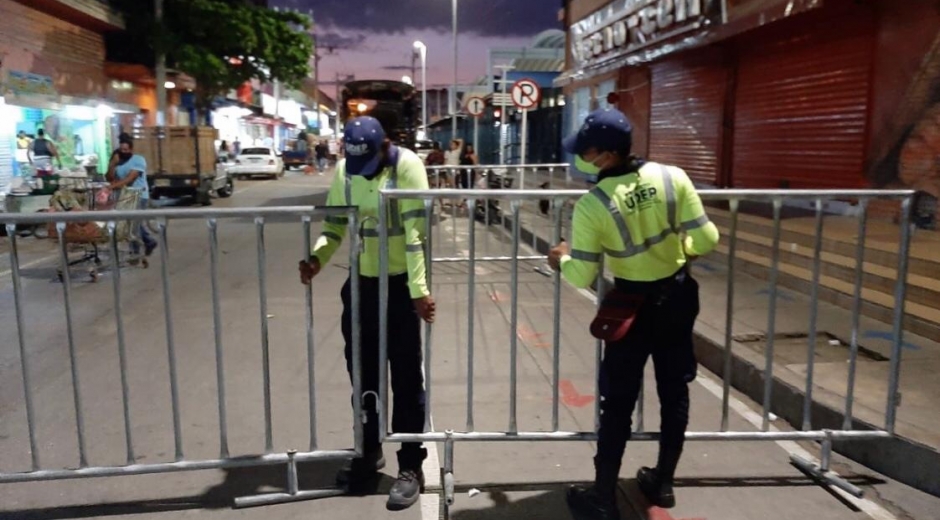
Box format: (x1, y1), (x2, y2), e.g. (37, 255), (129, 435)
(52, 187), (149, 283)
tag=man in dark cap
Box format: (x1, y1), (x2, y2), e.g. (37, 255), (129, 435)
(548, 108), (719, 519)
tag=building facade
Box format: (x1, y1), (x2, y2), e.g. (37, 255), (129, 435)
(0, 0), (137, 193)
(560, 0), (940, 223)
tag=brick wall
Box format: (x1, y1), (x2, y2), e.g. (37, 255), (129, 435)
(0, 0), (107, 98)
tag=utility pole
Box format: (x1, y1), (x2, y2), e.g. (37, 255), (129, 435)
(310, 10), (321, 137)
(451, 0), (458, 138)
(155, 0), (167, 126)
(495, 64), (514, 165)
(335, 72), (341, 137)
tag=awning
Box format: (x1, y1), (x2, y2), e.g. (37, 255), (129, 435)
(1, 92), (138, 114)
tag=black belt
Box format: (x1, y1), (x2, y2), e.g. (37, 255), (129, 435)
(613, 266), (688, 305)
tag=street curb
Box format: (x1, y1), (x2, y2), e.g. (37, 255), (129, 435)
(504, 213), (940, 498)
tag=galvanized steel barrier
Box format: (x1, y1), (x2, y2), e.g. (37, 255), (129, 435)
(0, 206), (364, 508)
(379, 173), (915, 508)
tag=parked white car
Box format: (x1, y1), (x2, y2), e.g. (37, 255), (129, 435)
(229, 147), (284, 179)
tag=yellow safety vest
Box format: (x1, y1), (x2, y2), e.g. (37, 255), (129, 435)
(560, 162), (720, 288)
(312, 147), (430, 298)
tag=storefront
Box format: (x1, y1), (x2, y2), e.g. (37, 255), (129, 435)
(0, 79), (137, 193)
(559, 0), (897, 190)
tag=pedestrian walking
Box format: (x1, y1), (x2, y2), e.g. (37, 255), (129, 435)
(108, 139), (158, 258)
(548, 108), (719, 519)
(316, 140), (330, 175)
(299, 116), (435, 511)
(28, 129), (62, 170)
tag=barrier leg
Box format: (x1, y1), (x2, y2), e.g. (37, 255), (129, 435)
(444, 431), (456, 507)
(233, 450), (348, 508)
(789, 431), (864, 499)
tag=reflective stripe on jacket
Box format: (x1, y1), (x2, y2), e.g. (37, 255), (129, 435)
(560, 162), (719, 288)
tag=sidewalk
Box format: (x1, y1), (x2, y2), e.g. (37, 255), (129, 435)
(495, 176), (940, 497)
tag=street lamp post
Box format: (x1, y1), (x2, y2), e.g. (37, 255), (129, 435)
(451, 0), (458, 139)
(413, 41), (427, 136)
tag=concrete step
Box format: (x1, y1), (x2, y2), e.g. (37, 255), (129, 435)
(708, 208), (940, 280)
(714, 225), (940, 310)
(710, 244), (940, 343)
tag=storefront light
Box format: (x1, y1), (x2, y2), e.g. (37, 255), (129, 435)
(96, 104), (114, 119)
(164, 81), (176, 89)
(64, 105), (96, 120)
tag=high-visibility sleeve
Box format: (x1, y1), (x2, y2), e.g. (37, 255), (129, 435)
(674, 168), (719, 257)
(311, 161), (349, 265)
(398, 154), (431, 298)
(560, 196), (604, 289)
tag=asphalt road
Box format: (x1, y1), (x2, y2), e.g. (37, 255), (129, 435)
(1, 171), (938, 520)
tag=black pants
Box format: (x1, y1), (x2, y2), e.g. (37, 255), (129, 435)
(341, 274), (427, 469)
(594, 271), (700, 494)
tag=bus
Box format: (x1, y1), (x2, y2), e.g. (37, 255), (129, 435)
(340, 80), (418, 149)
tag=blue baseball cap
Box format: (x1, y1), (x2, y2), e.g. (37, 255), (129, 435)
(344, 116), (386, 176)
(562, 108), (633, 156)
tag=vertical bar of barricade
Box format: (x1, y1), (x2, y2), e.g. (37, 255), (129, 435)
(886, 196), (912, 434)
(56, 222), (88, 467)
(509, 200), (521, 433)
(762, 200), (783, 431)
(348, 209), (364, 452)
(721, 199), (739, 432)
(303, 216), (317, 451)
(452, 171), (458, 253)
(255, 217), (273, 453)
(844, 199), (868, 430)
(109, 221), (135, 463)
(424, 198), (434, 432)
(157, 219), (183, 461)
(6, 224), (40, 470)
(467, 197), (477, 431)
(595, 259), (606, 433)
(551, 199), (563, 432)
(804, 199), (825, 431)
(378, 194), (390, 442)
(207, 219), (229, 457)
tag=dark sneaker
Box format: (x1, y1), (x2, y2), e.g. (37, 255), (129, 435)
(636, 467), (676, 509)
(144, 242), (157, 257)
(386, 468), (425, 511)
(566, 485), (620, 520)
(336, 449), (385, 491)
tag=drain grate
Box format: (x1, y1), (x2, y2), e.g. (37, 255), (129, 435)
(733, 332), (888, 364)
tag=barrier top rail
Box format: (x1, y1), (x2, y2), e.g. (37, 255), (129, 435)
(0, 205), (355, 226)
(426, 163), (570, 170)
(381, 188), (917, 201)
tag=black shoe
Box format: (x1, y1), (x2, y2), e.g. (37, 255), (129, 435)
(636, 467), (676, 509)
(144, 242), (157, 257)
(336, 448), (385, 491)
(566, 485), (620, 520)
(386, 468), (425, 511)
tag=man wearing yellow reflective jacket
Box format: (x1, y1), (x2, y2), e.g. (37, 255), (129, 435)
(299, 116), (433, 511)
(549, 108), (719, 519)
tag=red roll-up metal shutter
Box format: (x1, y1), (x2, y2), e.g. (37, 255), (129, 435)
(732, 14), (875, 189)
(649, 48), (728, 186)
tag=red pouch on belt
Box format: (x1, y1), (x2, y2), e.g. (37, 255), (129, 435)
(590, 289), (645, 342)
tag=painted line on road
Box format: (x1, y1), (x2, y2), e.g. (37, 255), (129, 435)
(695, 374), (897, 520)
(0, 252), (60, 283)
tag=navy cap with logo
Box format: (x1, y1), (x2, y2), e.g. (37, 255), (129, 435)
(562, 108), (633, 156)
(344, 116), (386, 176)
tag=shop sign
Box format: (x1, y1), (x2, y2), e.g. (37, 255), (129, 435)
(571, 0), (721, 68)
(3, 70), (57, 96)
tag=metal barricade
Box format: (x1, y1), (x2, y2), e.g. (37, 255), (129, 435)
(378, 180), (915, 508)
(0, 206), (364, 508)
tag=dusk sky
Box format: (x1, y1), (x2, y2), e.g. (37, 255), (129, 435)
(273, 0), (562, 91)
